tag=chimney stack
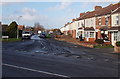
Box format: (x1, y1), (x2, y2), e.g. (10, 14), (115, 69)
(80, 13), (85, 17)
(72, 18), (76, 22)
(95, 6), (102, 10)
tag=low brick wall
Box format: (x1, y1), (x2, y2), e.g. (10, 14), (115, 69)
(114, 45), (120, 53)
(77, 43), (94, 48)
(55, 38), (95, 48)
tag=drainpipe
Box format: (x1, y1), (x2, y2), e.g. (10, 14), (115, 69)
(109, 10), (112, 42)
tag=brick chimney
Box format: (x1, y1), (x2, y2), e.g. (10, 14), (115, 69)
(80, 13), (85, 17)
(95, 6), (102, 10)
(72, 18), (76, 22)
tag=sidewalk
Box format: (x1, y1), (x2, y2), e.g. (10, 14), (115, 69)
(55, 35), (110, 48)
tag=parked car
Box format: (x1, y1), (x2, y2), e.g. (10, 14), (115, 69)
(39, 32), (47, 38)
(22, 31), (32, 39)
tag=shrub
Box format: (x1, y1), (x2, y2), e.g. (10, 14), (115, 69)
(116, 41), (120, 47)
(95, 39), (104, 44)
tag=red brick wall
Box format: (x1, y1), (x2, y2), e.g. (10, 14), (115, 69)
(84, 38), (87, 41)
(72, 30), (76, 38)
(101, 17), (106, 25)
(97, 31), (101, 39)
(108, 17), (112, 28)
(89, 38), (96, 42)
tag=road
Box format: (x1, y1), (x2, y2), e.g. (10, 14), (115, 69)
(2, 35), (119, 78)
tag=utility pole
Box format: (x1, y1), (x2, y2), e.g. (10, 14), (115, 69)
(17, 16), (22, 39)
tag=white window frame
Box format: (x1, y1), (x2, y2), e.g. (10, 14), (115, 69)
(105, 17), (109, 25)
(114, 32), (118, 41)
(98, 18), (101, 26)
(89, 32), (94, 38)
(115, 16), (119, 25)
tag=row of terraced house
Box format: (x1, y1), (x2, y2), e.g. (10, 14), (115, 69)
(60, 2), (120, 46)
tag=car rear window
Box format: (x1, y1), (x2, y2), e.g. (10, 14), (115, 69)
(24, 32), (30, 34)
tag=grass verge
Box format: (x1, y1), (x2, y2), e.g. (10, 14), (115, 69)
(2, 38), (22, 42)
(94, 44), (114, 48)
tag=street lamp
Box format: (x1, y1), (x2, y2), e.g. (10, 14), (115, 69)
(17, 16), (22, 39)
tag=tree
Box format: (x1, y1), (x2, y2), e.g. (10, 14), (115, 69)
(33, 22), (45, 34)
(7, 21), (18, 38)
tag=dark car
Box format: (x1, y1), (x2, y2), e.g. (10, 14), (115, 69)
(39, 32), (47, 38)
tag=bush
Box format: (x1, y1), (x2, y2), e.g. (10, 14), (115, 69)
(95, 39), (104, 44)
(116, 41), (120, 47)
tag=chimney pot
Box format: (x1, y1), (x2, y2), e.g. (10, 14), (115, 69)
(80, 13), (85, 17)
(95, 6), (102, 10)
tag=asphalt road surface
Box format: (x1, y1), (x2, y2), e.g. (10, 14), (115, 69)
(2, 35), (119, 78)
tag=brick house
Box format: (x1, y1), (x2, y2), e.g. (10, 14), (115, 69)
(96, 3), (120, 45)
(1, 24), (8, 36)
(61, 2), (120, 46)
(76, 6), (102, 42)
(61, 21), (76, 38)
(18, 25), (25, 30)
(76, 2), (120, 44)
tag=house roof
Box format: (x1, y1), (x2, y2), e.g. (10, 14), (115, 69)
(77, 2), (120, 20)
(2, 24), (8, 32)
(108, 26), (120, 31)
(18, 25), (24, 30)
(112, 6), (120, 14)
(97, 3), (120, 16)
(84, 27), (95, 31)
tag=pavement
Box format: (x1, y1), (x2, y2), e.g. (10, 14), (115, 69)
(2, 35), (119, 78)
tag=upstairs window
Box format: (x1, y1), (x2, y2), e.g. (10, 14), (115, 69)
(115, 16), (119, 25)
(91, 20), (93, 27)
(98, 18), (101, 26)
(78, 22), (80, 27)
(105, 17), (109, 25)
(81, 22), (84, 27)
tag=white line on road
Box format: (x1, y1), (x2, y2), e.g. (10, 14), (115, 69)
(2, 63), (70, 78)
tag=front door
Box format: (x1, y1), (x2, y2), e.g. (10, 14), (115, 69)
(111, 32), (118, 46)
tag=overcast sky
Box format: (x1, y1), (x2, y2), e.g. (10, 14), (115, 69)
(1, 0), (118, 29)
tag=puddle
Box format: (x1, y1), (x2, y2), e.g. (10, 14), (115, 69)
(35, 50), (46, 53)
(104, 58), (110, 62)
(74, 46), (78, 47)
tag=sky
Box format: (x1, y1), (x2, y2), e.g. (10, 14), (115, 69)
(0, 0), (119, 29)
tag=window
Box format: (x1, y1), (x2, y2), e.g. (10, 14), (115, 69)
(114, 32), (118, 41)
(116, 16), (119, 25)
(81, 22), (84, 27)
(84, 32), (87, 37)
(86, 32), (89, 37)
(78, 22), (80, 27)
(77, 31), (80, 37)
(98, 18), (101, 25)
(90, 32), (94, 38)
(105, 17), (109, 25)
(91, 19), (93, 27)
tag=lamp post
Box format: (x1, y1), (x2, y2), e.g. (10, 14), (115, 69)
(17, 16), (22, 39)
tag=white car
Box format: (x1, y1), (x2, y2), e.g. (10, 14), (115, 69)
(22, 31), (32, 39)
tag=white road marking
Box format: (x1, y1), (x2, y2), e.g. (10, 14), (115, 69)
(2, 63), (70, 78)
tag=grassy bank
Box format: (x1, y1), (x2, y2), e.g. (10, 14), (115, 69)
(2, 38), (22, 42)
(94, 44), (114, 48)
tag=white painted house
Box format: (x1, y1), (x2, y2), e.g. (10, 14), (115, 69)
(109, 9), (120, 46)
(84, 17), (96, 42)
(76, 19), (85, 38)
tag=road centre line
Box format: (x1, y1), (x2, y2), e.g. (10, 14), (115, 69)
(2, 63), (70, 78)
